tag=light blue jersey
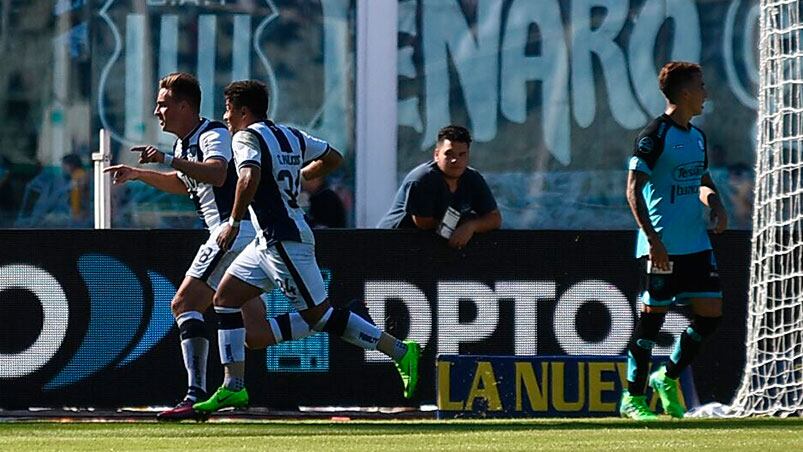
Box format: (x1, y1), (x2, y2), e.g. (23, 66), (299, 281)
(628, 115), (711, 258)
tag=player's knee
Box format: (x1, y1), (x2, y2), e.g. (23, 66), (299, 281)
(170, 294), (190, 317)
(212, 290), (232, 307)
(689, 315), (721, 340)
(172, 282), (213, 315)
(634, 311), (666, 338)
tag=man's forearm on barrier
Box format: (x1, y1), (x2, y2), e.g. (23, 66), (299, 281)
(467, 209), (502, 233)
(411, 215), (438, 230)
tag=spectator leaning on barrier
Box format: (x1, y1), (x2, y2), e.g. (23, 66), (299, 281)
(377, 125), (501, 249)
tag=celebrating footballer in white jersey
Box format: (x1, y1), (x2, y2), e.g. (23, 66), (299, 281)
(104, 73), (314, 421)
(193, 80), (422, 414)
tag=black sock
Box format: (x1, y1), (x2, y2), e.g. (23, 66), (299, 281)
(665, 315), (721, 379)
(626, 311), (666, 395)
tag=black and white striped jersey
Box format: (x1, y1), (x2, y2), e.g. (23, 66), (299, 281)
(173, 118), (239, 229)
(231, 120), (331, 246)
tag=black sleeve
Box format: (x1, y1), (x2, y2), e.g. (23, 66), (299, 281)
(405, 179), (435, 218)
(632, 118), (666, 171)
(470, 171), (497, 216)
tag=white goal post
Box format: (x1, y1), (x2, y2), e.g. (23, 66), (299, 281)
(731, 0), (803, 417)
(92, 129), (112, 229)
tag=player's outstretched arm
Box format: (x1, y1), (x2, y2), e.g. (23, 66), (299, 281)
(301, 148), (343, 181)
(132, 145), (227, 187)
(700, 172), (728, 233)
(104, 164), (187, 194)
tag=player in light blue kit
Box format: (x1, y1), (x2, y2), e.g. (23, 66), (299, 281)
(621, 62), (728, 420)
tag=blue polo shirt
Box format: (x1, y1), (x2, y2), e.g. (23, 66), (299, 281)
(377, 161), (497, 229)
(629, 114), (711, 258)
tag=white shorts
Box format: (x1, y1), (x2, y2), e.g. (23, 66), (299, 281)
(225, 240), (328, 311)
(186, 221), (257, 291)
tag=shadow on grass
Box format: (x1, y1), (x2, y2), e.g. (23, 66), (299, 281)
(263, 417), (803, 435)
(2, 417), (802, 438)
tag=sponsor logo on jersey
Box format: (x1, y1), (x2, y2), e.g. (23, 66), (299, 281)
(673, 162), (705, 181)
(674, 183), (700, 197)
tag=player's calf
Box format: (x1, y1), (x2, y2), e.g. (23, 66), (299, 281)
(665, 314), (721, 378)
(244, 311), (316, 350)
(625, 310), (666, 396)
(305, 302), (421, 398)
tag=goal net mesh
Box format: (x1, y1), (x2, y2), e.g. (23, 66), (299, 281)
(731, 0), (803, 417)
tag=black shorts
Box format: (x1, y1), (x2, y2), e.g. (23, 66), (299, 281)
(639, 250), (722, 307)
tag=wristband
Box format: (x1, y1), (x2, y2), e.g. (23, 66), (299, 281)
(228, 217), (240, 228)
(163, 153), (174, 167)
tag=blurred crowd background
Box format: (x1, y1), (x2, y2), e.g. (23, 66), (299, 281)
(0, 0), (757, 230)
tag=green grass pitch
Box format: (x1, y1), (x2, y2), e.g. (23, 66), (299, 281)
(0, 418), (801, 451)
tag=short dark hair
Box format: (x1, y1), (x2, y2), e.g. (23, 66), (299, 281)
(658, 61), (702, 103)
(224, 80), (269, 119)
(437, 125), (472, 146)
(159, 72), (201, 112)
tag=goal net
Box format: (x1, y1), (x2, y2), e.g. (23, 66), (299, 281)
(731, 0), (803, 417)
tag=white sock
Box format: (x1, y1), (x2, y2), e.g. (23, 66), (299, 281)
(176, 311), (208, 398)
(378, 333), (409, 362)
(180, 337), (208, 396)
(340, 312), (381, 351)
(223, 362), (245, 391)
(215, 306), (245, 365)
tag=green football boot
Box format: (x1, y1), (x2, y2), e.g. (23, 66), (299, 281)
(192, 386), (249, 413)
(394, 340), (421, 399)
(649, 366), (686, 418)
(620, 391), (658, 421)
